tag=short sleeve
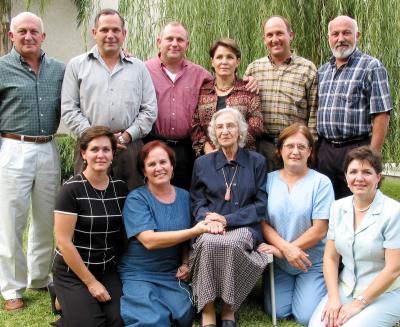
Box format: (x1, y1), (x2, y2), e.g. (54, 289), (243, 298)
(122, 189), (157, 239)
(311, 175), (335, 220)
(54, 182), (78, 215)
(382, 200), (400, 249)
(326, 203), (336, 240)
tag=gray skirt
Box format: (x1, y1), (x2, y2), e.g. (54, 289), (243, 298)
(189, 227), (271, 312)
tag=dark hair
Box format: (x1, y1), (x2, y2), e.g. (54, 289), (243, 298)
(209, 38), (241, 59)
(273, 123), (315, 168)
(137, 141), (176, 175)
(343, 146), (383, 187)
(78, 126), (117, 154)
(94, 9), (125, 29)
(262, 15), (292, 33)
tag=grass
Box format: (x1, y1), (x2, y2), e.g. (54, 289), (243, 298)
(1, 179), (400, 327)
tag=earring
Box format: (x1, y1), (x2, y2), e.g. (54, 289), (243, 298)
(143, 176), (147, 184)
(83, 159), (87, 165)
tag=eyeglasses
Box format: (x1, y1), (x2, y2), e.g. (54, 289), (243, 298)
(282, 143), (309, 151)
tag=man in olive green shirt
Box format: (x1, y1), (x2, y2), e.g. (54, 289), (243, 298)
(0, 12), (64, 311)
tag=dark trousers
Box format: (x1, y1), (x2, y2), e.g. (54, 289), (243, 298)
(144, 135), (195, 190)
(257, 139), (277, 172)
(75, 139), (143, 191)
(317, 137), (369, 199)
(53, 259), (123, 327)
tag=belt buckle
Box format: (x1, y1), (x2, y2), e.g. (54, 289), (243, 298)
(166, 139), (179, 145)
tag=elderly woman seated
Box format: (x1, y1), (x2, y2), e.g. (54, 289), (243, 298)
(309, 146), (400, 327)
(190, 107), (271, 327)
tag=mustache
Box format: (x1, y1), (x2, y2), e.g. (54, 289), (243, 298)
(335, 41), (350, 48)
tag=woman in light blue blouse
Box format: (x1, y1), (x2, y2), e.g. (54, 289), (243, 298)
(259, 123), (334, 325)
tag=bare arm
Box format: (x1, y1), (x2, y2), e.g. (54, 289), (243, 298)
(135, 221), (210, 250)
(54, 212), (111, 302)
(370, 112), (390, 151)
(291, 219), (328, 250)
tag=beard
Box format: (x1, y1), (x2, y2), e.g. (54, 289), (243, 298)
(331, 41), (356, 59)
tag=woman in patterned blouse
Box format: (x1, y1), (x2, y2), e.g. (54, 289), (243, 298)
(191, 38), (263, 157)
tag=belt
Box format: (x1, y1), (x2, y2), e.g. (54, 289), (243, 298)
(322, 135), (370, 148)
(1, 133), (54, 144)
(145, 135), (191, 147)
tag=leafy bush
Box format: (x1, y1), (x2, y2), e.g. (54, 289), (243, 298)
(56, 134), (76, 183)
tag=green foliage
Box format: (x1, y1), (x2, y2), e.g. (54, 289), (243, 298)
(55, 134), (76, 182)
(119, 0), (400, 162)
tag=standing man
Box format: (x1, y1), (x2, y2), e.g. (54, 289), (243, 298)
(0, 12), (64, 311)
(317, 15), (392, 199)
(146, 22), (257, 189)
(245, 15), (318, 171)
(62, 9), (157, 190)
(145, 22), (212, 190)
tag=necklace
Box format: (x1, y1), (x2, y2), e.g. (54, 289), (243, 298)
(92, 187), (106, 200)
(221, 164), (238, 201)
(352, 199), (372, 212)
(215, 82), (234, 92)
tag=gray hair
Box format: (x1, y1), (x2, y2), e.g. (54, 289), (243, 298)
(208, 107), (248, 149)
(328, 15), (359, 35)
(10, 12), (44, 33)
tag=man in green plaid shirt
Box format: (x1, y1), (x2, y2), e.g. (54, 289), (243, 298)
(0, 12), (64, 311)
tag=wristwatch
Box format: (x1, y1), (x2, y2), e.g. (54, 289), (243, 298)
(355, 295), (368, 306)
(118, 135), (126, 145)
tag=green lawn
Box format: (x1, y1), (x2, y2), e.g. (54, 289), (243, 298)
(1, 179), (400, 327)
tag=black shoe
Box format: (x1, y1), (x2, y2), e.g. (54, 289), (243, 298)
(48, 282), (61, 315)
(221, 320), (236, 327)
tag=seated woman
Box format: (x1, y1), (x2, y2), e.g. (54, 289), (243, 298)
(118, 141), (210, 327)
(309, 146), (400, 327)
(190, 107), (271, 327)
(191, 37), (263, 156)
(52, 126), (128, 327)
(258, 123), (334, 325)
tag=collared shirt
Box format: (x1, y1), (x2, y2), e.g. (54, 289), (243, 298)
(0, 48), (65, 136)
(317, 49), (392, 140)
(245, 54), (318, 137)
(61, 46), (157, 140)
(328, 190), (400, 297)
(191, 78), (263, 156)
(190, 148), (267, 243)
(146, 56), (212, 139)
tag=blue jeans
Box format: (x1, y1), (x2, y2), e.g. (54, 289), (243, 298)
(264, 262), (326, 325)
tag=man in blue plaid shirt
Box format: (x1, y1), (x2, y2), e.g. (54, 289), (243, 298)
(317, 15), (392, 199)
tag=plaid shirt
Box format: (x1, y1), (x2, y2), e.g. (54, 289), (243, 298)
(245, 54), (318, 137)
(0, 48), (65, 136)
(317, 49), (392, 140)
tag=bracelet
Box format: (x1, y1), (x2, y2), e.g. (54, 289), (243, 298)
(355, 295), (368, 307)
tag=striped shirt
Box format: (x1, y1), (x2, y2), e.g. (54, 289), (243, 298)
(245, 54), (318, 137)
(0, 48), (65, 136)
(317, 49), (392, 140)
(54, 174), (127, 272)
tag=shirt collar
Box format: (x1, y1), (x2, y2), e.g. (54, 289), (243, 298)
(88, 45), (134, 63)
(202, 78), (246, 94)
(342, 189), (384, 215)
(157, 53), (188, 70)
(11, 46), (45, 64)
(268, 51), (294, 65)
(215, 147), (247, 170)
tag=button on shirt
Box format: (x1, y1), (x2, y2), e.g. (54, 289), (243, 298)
(317, 49), (392, 140)
(146, 56), (212, 139)
(0, 48), (65, 136)
(328, 190), (400, 297)
(245, 54), (318, 137)
(61, 46), (157, 140)
(190, 148), (267, 242)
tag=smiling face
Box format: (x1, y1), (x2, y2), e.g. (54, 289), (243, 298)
(211, 45), (240, 78)
(157, 24), (189, 64)
(280, 132), (311, 170)
(81, 136), (114, 174)
(328, 16), (359, 61)
(143, 147), (174, 187)
(8, 13), (46, 60)
(263, 16), (293, 62)
(215, 112), (239, 150)
(92, 13), (126, 57)
(345, 159), (381, 198)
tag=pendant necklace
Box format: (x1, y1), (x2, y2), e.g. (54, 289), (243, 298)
(221, 164), (238, 201)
